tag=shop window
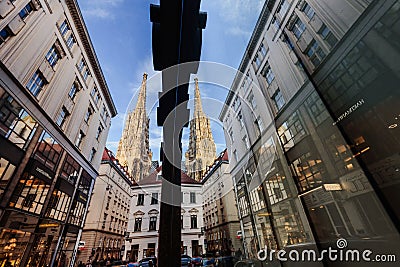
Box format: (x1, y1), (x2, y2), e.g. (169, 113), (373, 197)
(59, 154), (80, 185)
(68, 199), (85, 226)
(34, 131), (63, 172)
(11, 173), (50, 214)
(78, 171), (92, 195)
(0, 157), (16, 199)
(278, 111), (306, 151)
(290, 152), (325, 192)
(45, 189), (71, 221)
(0, 94), (37, 149)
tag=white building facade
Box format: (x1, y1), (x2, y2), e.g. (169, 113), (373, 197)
(124, 168), (205, 262)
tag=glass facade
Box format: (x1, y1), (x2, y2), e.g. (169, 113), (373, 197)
(227, 1), (400, 265)
(0, 85), (95, 267)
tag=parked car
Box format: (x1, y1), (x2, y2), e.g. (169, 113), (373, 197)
(127, 262), (140, 267)
(181, 255), (192, 266)
(138, 257), (157, 267)
(201, 253), (215, 267)
(191, 257), (203, 266)
(215, 256), (237, 267)
(111, 260), (126, 267)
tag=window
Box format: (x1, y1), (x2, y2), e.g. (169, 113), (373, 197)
(19, 3), (33, 20)
(292, 18), (306, 39)
(247, 91), (256, 109)
(78, 170), (92, 195)
(302, 2), (315, 20)
(55, 106), (68, 127)
(84, 106), (93, 123)
(233, 96), (241, 112)
(0, 157), (16, 199)
(78, 59), (85, 72)
(190, 215), (197, 229)
(66, 34), (75, 48)
(59, 20), (70, 36)
(149, 216), (157, 231)
(0, 94), (38, 149)
(256, 115), (264, 132)
(34, 131), (63, 172)
(26, 71), (45, 97)
(306, 39), (326, 66)
(102, 213), (108, 229)
(319, 24), (338, 48)
(137, 194), (144, 205)
(237, 110), (244, 128)
(243, 135), (250, 149)
(233, 150), (238, 162)
(262, 64), (275, 84)
(277, 0), (289, 18)
(69, 199), (85, 226)
(0, 27), (11, 45)
(228, 128), (234, 142)
(83, 69), (90, 81)
(272, 89), (285, 110)
(46, 46), (60, 67)
(151, 193), (158, 205)
(290, 152), (324, 192)
(190, 192), (196, 203)
(75, 130), (85, 148)
(45, 189), (71, 221)
(95, 124), (103, 140)
(134, 218), (142, 232)
(278, 111), (306, 151)
(59, 154), (80, 184)
(88, 148), (96, 162)
(68, 82), (79, 100)
(11, 172), (50, 215)
(90, 87), (97, 97)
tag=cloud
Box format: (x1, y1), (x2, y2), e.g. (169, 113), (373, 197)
(80, 0), (124, 20)
(82, 8), (113, 19)
(207, 0), (264, 36)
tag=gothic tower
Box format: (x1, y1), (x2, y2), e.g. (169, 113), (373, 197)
(185, 78), (216, 181)
(117, 73), (152, 182)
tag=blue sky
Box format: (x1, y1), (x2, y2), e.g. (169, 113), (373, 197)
(76, 0), (264, 161)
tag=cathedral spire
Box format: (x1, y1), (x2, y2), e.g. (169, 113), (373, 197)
(185, 78), (216, 181)
(116, 73), (151, 182)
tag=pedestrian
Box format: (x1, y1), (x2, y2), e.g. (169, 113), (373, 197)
(235, 248), (243, 260)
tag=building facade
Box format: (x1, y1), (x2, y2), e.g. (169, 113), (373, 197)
(77, 148), (133, 265)
(220, 0), (400, 266)
(124, 167), (205, 262)
(186, 78), (217, 181)
(201, 149), (241, 256)
(0, 0), (117, 266)
(116, 73), (152, 182)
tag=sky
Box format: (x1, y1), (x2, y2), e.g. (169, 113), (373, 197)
(76, 0), (264, 162)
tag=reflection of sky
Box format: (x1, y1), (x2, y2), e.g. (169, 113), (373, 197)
(76, 0), (264, 161)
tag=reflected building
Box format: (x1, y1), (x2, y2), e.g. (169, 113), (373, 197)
(201, 149), (241, 256)
(116, 73), (152, 182)
(186, 78), (217, 181)
(124, 167), (204, 262)
(0, 0), (117, 266)
(220, 0), (400, 266)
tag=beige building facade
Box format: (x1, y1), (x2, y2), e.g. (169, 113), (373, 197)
(0, 0), (116, 266)
(77, 148), (133, 265)
(186, 78), (216, 181)
(201, 150), (241, 256)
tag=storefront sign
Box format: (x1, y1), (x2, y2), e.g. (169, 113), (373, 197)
(323, 183), (342, 191)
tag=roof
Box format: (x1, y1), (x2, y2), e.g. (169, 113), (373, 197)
(101, 148), (133, 183)
(201, 149), (229, 183)
(137, 166), (201, 186)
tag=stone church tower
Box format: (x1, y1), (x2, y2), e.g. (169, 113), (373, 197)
(185, 78), (216, 181)
(117, 73), (152, 182)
